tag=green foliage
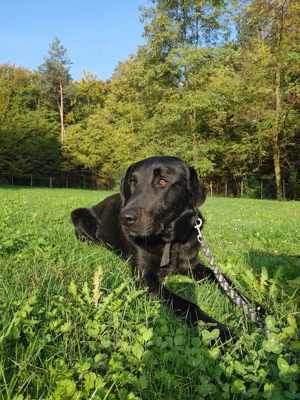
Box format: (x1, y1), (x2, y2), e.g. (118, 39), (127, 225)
(62, 0), (300, 195)
(66, 72), (108, 123)
(0, 64), (61, 177)
(3, 280), (298, 399)
(0, 109), (61, 176)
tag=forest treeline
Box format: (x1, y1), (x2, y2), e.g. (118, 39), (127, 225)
(0, 0), (299, 199)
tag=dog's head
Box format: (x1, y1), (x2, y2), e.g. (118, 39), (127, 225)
(120, 156), (206, 238)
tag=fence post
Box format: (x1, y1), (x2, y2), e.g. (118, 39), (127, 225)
(66, 175), (69, 188)
(49, 176), (53, 188)
(260, 180), (263, 200)
(11, 176), (14, 185)
(225, 180), (228, 197)
(209, 181), (213, 197)
(241, 177), (244, 197)
(30, 174), (33, 187)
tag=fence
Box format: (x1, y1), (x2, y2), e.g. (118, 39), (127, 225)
(204, 175), (299, 200)
(204, 176), (275, 199)
(0, 172), (298, 199)
(0, 172), (102, 190)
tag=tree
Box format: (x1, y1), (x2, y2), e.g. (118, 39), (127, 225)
(237, 0), (300, 199)
(66, 72), (108, 124)
(39, 38), (72, 144)
(0, 65), (61, 177)
(1, 3), (299, 198)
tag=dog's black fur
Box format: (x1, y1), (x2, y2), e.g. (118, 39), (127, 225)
(71, 156), (232, 340)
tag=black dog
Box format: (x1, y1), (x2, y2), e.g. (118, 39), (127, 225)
(71, 156), (233, 340)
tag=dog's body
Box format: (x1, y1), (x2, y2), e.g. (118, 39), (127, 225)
(72, 156), (232, 340)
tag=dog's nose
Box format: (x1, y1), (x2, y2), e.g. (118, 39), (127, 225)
(120, 209), (138, 226)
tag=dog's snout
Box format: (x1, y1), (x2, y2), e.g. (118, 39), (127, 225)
(120, 209), (138, 226)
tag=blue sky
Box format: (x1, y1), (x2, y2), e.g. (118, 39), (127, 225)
(0, 0), (147, 80)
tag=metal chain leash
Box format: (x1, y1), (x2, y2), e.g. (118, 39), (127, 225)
(194, 217), (262, 323)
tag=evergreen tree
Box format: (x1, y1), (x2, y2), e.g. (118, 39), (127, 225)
(39, 38), (72, 143)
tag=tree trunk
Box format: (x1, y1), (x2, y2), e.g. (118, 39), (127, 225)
(273, 64), (283, 200)
(273, 138), (282, 200)
(59, 81), (64, 144)
(209, 181), (213, 197)
(272, 2), (286, 201)
(282, 178), (286, 200)
(241, 177), (244, 197)
(190, 107), (197, 162)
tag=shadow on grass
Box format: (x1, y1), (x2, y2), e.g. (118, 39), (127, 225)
(0, 184), (27, 190)
(140, 278), (229, 400)
(247, 250), (300, 282)
(0, 184), (51, 191)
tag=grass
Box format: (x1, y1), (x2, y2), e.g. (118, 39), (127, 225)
(0, 186), (299, 400)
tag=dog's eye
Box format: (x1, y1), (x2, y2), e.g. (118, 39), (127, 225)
(158, 178), (168, 188)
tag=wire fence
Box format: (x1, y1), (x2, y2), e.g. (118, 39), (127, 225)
(0, 172), (297, 199)
(204, 175), (299, 200)
(203, 176), (278, 200)
(0, 172), (101, 190)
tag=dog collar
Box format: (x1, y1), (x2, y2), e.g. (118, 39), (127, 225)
(160, 242), (171, 267)
(160, 209), (199, 268)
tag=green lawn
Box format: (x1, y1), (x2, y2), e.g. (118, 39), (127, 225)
(0, 187), (299, 400)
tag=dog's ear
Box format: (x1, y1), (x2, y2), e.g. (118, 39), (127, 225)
(71, 208), (99, 243)
(120, 164), (134, 206)
(120, 177), (128, 206)
(187, 166), (206, 208)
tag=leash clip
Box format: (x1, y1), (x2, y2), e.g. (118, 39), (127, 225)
(194, 217), (203, 243)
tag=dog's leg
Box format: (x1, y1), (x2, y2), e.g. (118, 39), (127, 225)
(192, 263), (265, 319)
(71, 208), (100, 243)
(142, 271), (160, 297)
(192, 262), (218, 282)
(140, 263), (232, 340)
(160, 286), (233, 342)
(193, 262), (251, 299)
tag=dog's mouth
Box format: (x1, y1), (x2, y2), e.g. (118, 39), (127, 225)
(124, 208), (197, 244)
(124, 222), (165, 239)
